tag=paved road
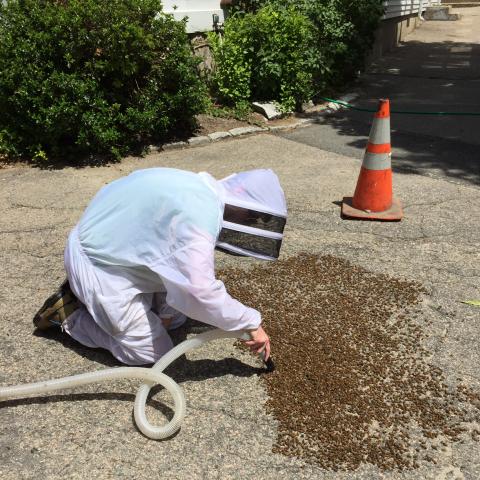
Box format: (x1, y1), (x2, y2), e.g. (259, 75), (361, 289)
(0, 8), (479, 480)
(1, 132), (479, 480)
(278, 7), (480, 187)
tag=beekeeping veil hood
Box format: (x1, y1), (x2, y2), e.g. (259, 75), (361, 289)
(216, 169), (287, 260)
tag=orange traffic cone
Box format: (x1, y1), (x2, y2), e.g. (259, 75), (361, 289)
(341, 98), (403, 221)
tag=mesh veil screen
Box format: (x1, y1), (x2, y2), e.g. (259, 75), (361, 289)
(218, 228), (282, 259)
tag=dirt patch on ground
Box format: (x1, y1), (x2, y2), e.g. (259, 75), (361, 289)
(194, 113), (267, 136)
(219, 254), (480, 471)
(193, 106), (321, 136)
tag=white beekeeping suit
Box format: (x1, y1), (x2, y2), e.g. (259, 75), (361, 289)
(63, 168), (287, 365)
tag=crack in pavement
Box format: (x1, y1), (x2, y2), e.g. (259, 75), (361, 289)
(188, 402), (274, 426)
(0, 225), (66, 235)
(218, 449), (316, 476)
(426, 304), (456, 319)
(2, 251), (64, 259)
(8, 202), (46, 210)
(289, 207), (333, 216)
(428, 266), (480, 280)
(8, 202), (83, 212)
(403, 196), (461, 210)
(341, 224), (459, 242)
(457, 371), (480, 383)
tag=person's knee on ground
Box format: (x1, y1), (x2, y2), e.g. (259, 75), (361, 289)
(64, 307), (176, 365)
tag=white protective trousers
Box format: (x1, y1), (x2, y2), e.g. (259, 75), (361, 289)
(64, 227), (186, 365)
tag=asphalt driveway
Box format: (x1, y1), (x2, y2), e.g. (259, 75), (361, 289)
(1, 8), (480, 480)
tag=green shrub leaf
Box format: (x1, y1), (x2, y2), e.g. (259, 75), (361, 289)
(0, 0), (208, 162)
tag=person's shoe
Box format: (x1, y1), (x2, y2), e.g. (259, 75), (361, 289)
(33, 280), (80, 330)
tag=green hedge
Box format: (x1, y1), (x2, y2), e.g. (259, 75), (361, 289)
(209, 4), (318, 111)
(0, 0), (208, 162)
(210, 0), (384, 109)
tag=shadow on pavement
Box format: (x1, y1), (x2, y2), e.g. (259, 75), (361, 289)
(369, 40), (480, 80)
(3, 320), (261, 418)
(33, 327), (122, 368)
(0, 391), (173, 421)
(314, 112), (480, 186)
(300, 37), (480, 186)
(29, 319), (261, 381)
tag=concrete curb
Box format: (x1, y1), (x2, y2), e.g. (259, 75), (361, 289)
(157, 93), (358, 152)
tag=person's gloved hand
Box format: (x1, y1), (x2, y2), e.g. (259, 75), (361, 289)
(244, 325), (271, 360)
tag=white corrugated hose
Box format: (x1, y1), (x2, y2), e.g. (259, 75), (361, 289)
(0, 329), (254, 439)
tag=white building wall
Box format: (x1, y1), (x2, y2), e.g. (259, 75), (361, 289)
(161, 1), (444, 33)
(162, 0), (224, 33)
(383, 0), (440, 19)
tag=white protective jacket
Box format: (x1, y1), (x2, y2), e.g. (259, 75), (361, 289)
(64, 168), (287, 350)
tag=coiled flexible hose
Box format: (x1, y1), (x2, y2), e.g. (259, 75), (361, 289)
(0, 329), (252, 439)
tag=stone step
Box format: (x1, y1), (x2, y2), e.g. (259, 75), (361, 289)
(424, 5), (461, 19)
(443, 3), (480, 7)
(442, 0), (480, 3)
(442, 0), (480, 6)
